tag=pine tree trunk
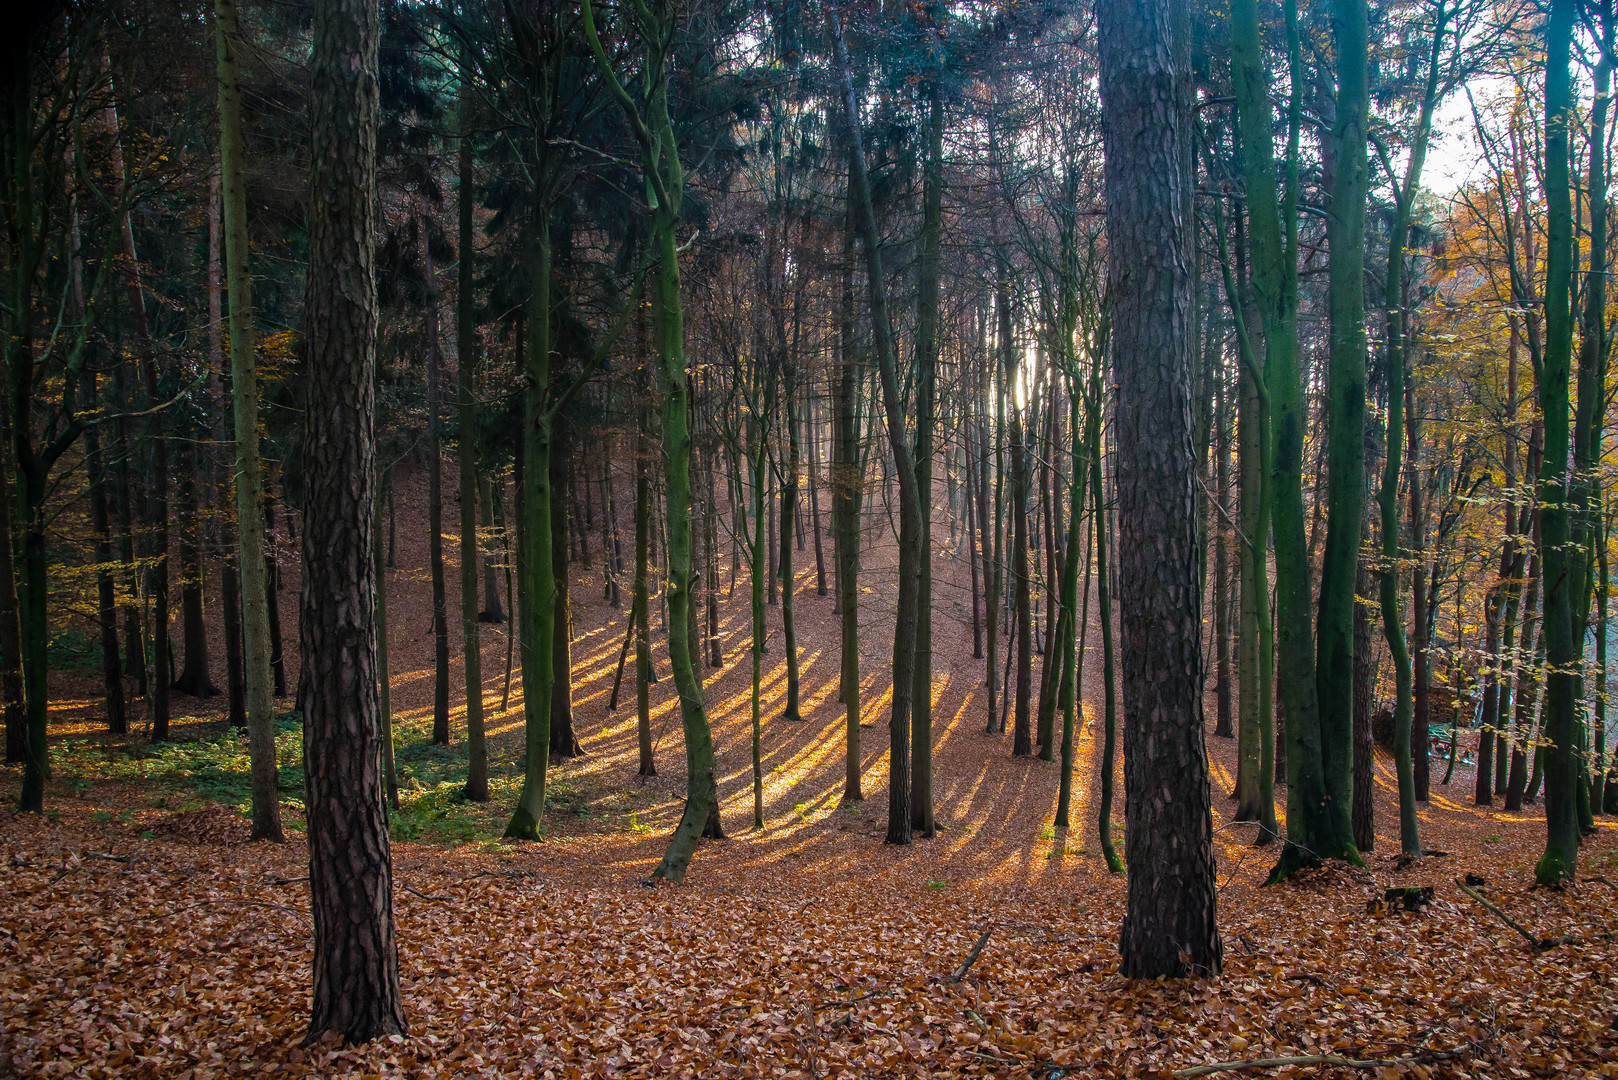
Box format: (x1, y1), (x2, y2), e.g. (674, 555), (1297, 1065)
(549, 445), (580, 757)
(1101, 0), (1221, 976)
(104, 80), (172, 739)
(456, 69), (487, 800)
(423, 194), (451, 747)
(480, 473), (507, 620)
(1008, 286), (1033, 757)
(173, 457), (216, 698)
(635, 388), (655, 777)
(910, 79), (940, 833)
(780, 392), (803, 721)
(301, 0), (404, 1039)
(836, 219), (862, 800)
(503, 214), (557, 840)
(0, 436), (28, 765)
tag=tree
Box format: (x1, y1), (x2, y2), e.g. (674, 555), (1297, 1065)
(456, 55), (488, 802)
(300, 0), (405, 1042)
(215, 0), (283, 842)
(1535, 0), (1579, 887)
(582, 0), (725, 877)
(1099, 0), (1222, 978)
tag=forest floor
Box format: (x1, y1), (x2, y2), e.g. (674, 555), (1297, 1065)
(3, 463), (1618, 1078)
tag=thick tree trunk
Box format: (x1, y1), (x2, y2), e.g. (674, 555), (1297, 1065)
(300, 0), (404, 1041)
(1314, 0), (1371, 864)
(1101, 0), (1221, 977)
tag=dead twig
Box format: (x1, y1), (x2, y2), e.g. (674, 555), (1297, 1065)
(263, 874), (308, 886)
(403, 883), (450, 901)
(1455, 878), (1576, 949)
(1174, 1047), (1470, 1077)
(951, 928), (993, 981)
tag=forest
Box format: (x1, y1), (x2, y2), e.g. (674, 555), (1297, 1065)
(3, 0), (1618, 1074)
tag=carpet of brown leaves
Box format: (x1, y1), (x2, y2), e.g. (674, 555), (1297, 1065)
(4, 464), (1618, 1078)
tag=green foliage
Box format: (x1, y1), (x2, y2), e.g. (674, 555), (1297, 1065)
(46, 630), (105, 675)
(51, 712), (305, 811)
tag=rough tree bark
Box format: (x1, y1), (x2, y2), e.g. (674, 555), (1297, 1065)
(300, 0), (404, 1042)
(1100, 0), (1222, 977)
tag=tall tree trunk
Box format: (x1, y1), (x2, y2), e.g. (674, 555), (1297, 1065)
(549, 443), (581, 757)
(422, 194), (451, 747)
(1212, 363), (1233, 742)
(1236, 0), (1345, 877)
(1351, 558), (1376, 852)
(480, 472), (507, 620)
(1536, 0), (1580, 886)
(911, 79), (940, 834)
(836, 218), (862, 800)
(1572, 6), (1614, 834)
(377, 471), (398, 810)
(503, 212), (557, 840)
(208, 170), (246, 732)
(806, 388), (828, 597)
(780, 391), (803, 721)
(1375, 3), (1447, 856)
(832, 15), (921, 846)
(1008, 282), (1033, 758)
(218, 0), (284, 840)
(173, 459), (216, 698)
(1314, 0), (1371, 865)
(635, 382), (655, 777)
(457, 68), (487, 800)
(264, 499), (287, 697)
(104, 78), (172, 739)
(0, 433), (27, 765)
(1101, 0), (1221, 976)
(300, 0), (404, 1040)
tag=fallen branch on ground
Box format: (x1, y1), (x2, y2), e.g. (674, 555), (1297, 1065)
(1454, 878), (1577, 949)
(1173, 1047), (1470, 1077)
(951, 928), (993, 981)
